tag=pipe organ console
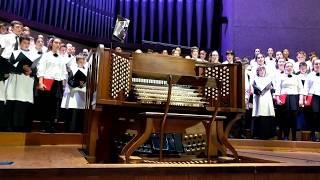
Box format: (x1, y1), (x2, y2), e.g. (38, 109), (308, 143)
(84, 45), (245, 163)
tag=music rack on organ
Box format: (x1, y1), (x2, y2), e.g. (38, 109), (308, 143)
(84, 45), (245, 163)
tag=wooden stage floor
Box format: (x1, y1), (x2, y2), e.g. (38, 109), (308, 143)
(1, 142), (320, 179)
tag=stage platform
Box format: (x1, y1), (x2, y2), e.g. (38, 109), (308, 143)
(1, 135), (320, 179)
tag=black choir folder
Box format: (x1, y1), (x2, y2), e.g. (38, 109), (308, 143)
(0, 56), (15, 74)
(12, 52), (33, 73)
(68, 69), (87, 88)
(1, 52), (33, 74)
(74, 69), (87, 82)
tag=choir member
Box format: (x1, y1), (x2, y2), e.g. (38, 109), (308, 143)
(37, 37), (67, 132)
(65, 43), (76, 67)
(172, 49), (180, 57)
(251, 66), (275, 139)
(135, 49), (143, 54)
(161, 50), (168, 55)
(0, 65), (7, 130)
(249, 48), (261, 67)
(37, 34), (48, 52)
(282, 49), (296, 64)
(250, 53), (272, 78)
(275, 51), (284, 61)
(209, 50), (220, 64)
(273, 58), (286, 139)
(61, 55), (87, 132)
(222, 50), (235, 64)
(5, 36), (35, 131)
(175, 47), (181, 56)
(59, 44), (67, 57)
(303, 59), (320, 141)
(275, 62), (304, 140)
(82, 49), (89, 59)
(244, 60), (253, 138)
(190, 46), (202, 61)
(296, 62), (311, 134)
(0, 20), (23, 59)
(115, 46), (122, 53)
(199, 50), (207, 61)
(265, 48), (277, 73)
(22, 26), (31, 36)
(294, 51), (311, 73)
(0, 21), (23, 130)
(31, 37), (45, 55)
(0, 23), (7, 35)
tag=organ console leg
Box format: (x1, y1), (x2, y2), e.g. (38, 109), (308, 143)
(202, 109), (219, 162)
(216, 121), (227, 156)
(159, 75), (173, 162)
(124, 117), (154, 163)
(222, 113), (244, 161)
(85, 105), (103, 163)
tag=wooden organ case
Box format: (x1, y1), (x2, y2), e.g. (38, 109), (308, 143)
(84, 45), (245, 163)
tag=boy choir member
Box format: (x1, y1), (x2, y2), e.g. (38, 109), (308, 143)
(275, 62), (304, 140)
(37, 37), (67, 132)
(251, 66), (275, 139)
(61, 55), (87, 132)
(0, 64), (7, 130)
(0, 21), (23, 59)
(0, 20), (23, 130)
(0, 23), (7, 35)
(4, 36), (35, 131)
(303, 59), (320, 141)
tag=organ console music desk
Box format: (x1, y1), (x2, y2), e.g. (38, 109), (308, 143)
(84, 45), (245, 163)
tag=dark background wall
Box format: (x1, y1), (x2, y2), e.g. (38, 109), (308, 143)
(221, 0), (320, 58)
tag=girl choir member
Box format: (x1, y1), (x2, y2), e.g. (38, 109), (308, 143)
(209, 51), (220, 64)
(251, 66), (275, 139)
(275, 62), (304, 140)
(37, 37), (67, 132)
(222, 50), (235, 64)
(303, 59), (320, 141)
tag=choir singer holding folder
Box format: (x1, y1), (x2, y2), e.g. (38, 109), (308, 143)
(37, 37), (67, 132)
(251, 66), (275, 139)
(60, 55), (87, 132)
(4, 36), (36, 131)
